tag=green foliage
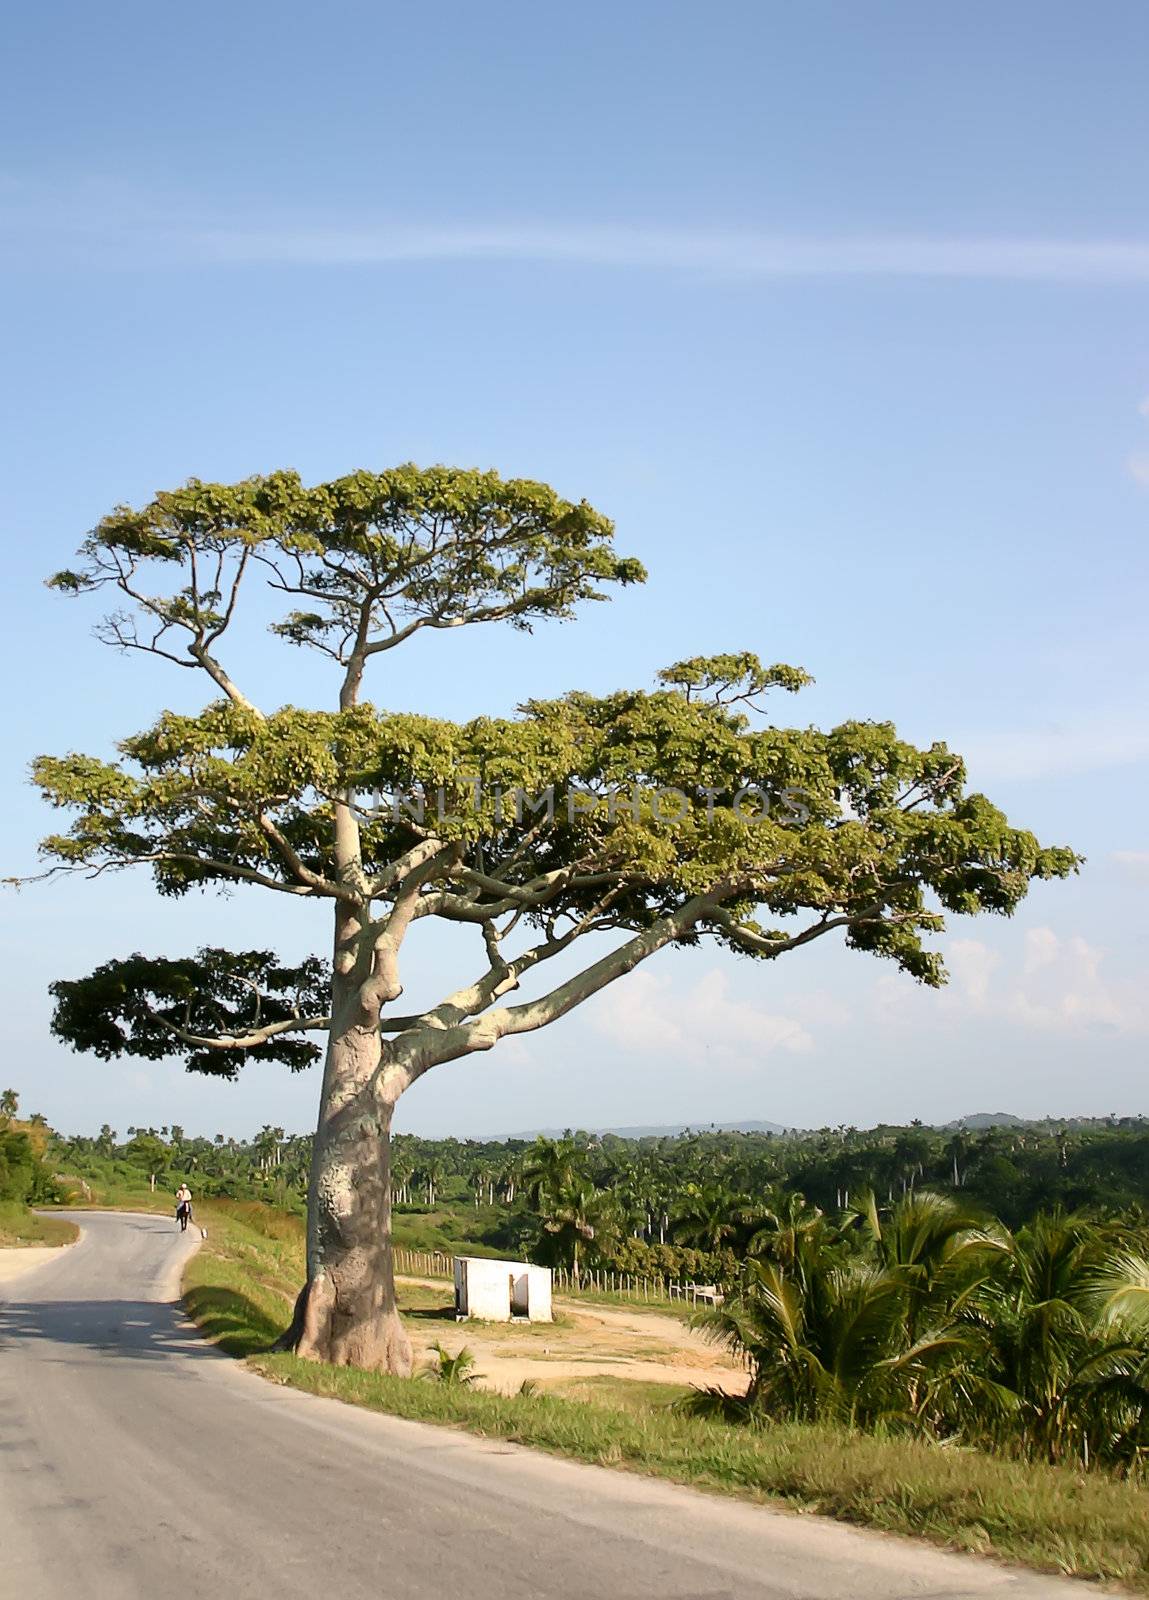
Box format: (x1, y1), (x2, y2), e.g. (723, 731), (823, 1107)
(49, 463), (643, 634)
(517, 1137), (625, 1274)
(0, 1124), (60, 1206)
(670, 1182), (743, 1253)
(0, 1114), (69, 1244)
(34, 677), (1077, 1001)
(604, 1237), (726, 1282)
(421, 1341), (480, 1385)
(49, 949), (328, 1076)
(51, 1114), (1149, 1275)
(658, 653), (814, 702)
(694, 1193), (1149, 1472)
(34, 473), (1075, 1073)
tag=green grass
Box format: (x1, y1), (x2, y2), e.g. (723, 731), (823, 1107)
(0, 1201), (80, 1248)
(64, 1183), (172, 1214)
(179, 1200), (1149, 1591)
(545, 1373), (694, 1411)
(550, 1283), (691, 1313)
(392, 1204), (513, 1258)
(179, 1198), (305, 1354)
(389, 1279), (454, 1315)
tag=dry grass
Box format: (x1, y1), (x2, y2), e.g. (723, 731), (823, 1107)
(0, 1202), (79, 1248)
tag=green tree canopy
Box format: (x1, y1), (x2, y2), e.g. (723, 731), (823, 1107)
(24, 463), (1076, 1373)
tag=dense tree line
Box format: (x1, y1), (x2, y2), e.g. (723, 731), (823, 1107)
(46, 1117), (313, 1212)
(42, 1110), (1149, 1265)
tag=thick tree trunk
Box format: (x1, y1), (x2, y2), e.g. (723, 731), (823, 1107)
(278, 971), (412, 1375)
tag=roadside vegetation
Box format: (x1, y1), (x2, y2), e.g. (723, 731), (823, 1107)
(0, 1091), (77, 1247)
(0, 1201), (77, 1248)
(177, 1196), (1149, 1590)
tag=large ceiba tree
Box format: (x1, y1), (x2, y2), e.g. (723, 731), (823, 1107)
(29, 465), (1075, 1374)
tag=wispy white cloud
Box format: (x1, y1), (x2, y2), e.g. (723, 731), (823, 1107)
(589, 966), (818, 1065)
(7, 178), (1149, 283)
(168, 227), (1149, 283)
(1006, 929), (1147, 1034)
(876, 927), (1149, 1036)
(948, 937), (1002, 1002)
(1112, 849), (1149, 877)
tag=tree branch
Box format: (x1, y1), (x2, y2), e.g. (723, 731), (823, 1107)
(386, 887), (728, 1093)
(154, 1012), (331, 1052)
(110, 851), (326, 896)
(256, 813), (361, 903)
(710, 902), (922, 959)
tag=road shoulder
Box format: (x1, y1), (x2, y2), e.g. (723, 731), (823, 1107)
(0, 1228), (82, 1285)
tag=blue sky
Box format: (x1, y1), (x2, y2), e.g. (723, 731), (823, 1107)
(2, 2), (1147, 1139)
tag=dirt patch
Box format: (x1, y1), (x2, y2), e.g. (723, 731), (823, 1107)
(397, 1274), (748, 1398)
(0, 1245), (70, 1283)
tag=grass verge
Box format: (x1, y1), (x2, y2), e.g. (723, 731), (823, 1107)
(181, 1204), (1149, 1592)
(0, 1201), (79, 1248)
(545, 1373), (695, 1411)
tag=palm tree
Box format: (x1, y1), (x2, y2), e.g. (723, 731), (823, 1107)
(254, 1124), (284, 1173)
(470, 1159), (495, 1207)
(850, 1188), (1006, 1345)
(0, 1089), (18, 1121)
(518, 1137), (586, 1207)
(390, 1152), (413, 1206)
(421, 1155), (444, 1208)
(1095, 1249), (1149, 1335)
(670, 1182), (740, 1255)
(694, 1228), (908, 1425)
(962, 1212), (1149, 1466)
(422, 1343), (480, 1385)
(943, 1130), (970, 1188)
(741, 1187), (824, 1269)
(539, 1177), (619, 1281)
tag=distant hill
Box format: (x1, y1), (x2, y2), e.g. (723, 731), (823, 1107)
(473, 1111), (1134, 1143)
(487, 1119), (788, 1141)
(942, 1112), (1027, 1131)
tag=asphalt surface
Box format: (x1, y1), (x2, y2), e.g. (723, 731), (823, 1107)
(0, 1212), (1088, 1600)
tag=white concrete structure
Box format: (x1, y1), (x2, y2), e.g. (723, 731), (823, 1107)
(453, 1256), (553, 1322)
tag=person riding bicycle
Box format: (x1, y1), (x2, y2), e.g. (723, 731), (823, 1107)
(175, 1182), (193, 1232)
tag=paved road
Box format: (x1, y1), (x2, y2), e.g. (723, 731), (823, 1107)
(0, 1213), (1085, 1600)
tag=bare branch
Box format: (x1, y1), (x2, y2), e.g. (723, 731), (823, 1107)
(256, 813), (361, 904)
(710, 902), (918, 958)
(107, 851), (327, 897)
(359, 842), (461, 1014)
(154, 1012), (331, 1051)
(387, 887), (728, 1092)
